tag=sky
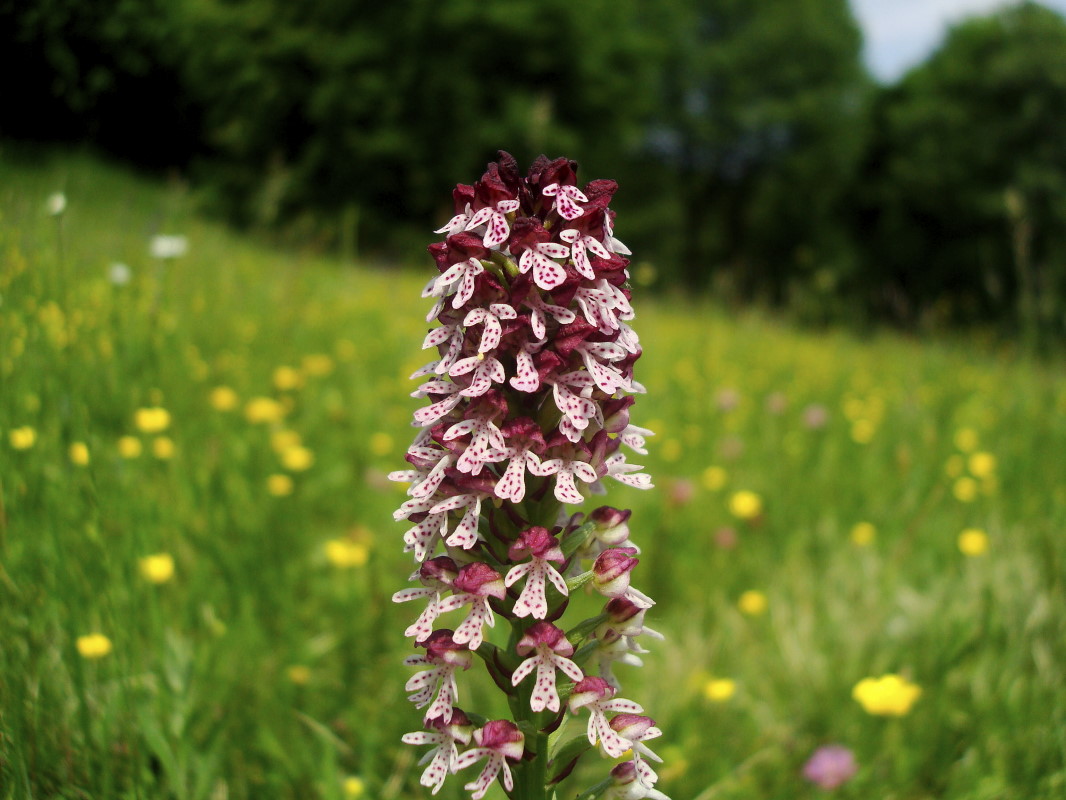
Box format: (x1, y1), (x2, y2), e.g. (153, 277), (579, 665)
(850, 0), (1066, 82)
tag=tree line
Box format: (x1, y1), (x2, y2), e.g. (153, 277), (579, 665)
(4, 0), (1065, 337)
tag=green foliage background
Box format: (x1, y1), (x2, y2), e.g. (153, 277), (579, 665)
(4, 1), (1066, 334)
(2, 145), (1066, 800)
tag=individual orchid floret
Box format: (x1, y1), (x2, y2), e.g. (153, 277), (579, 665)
(429, 492), (487, 550)
(548, 371), (599, 441)
(436, 563), (506, 650)
(542, 182), (589, 220)
(402, 710), (474, 794)
(412, 382), (463, 427)
(394, 497), (448, 562)
(393, 556), (460, 642)
(463, 303), (517, 353)
(568, 677), (644, 757)
(596, 597), (665, 646)
(610, 714), (664, 781)
(453, 720), (526, 800)
(519, 240), (570, 291)
(524, 291), (576, 342)
(573, 340), (632, 395)
(404, 630), (473, 722)
(488, 418), (547, 503)
(533, 448), (599, 505)
(592, 548), (654, 609)
(604, 452), (654, 490)
(466, 199), (520, 248)
(434, 185), (477, 236)
(559, 227), (612, 280)
(602, 760), (670, 800)
(504, 527), (568, 619)
(445, 411), (506, 476)
(392, 442), (454, 499)
(619, 424), (655, 456)
(422, 323), (465, 375)
(449, 353), (506, 398)
(510, 621), (584, 712)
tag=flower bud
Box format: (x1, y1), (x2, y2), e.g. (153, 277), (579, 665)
(592, 547), (639, 597)
(589, 506), (632, 546)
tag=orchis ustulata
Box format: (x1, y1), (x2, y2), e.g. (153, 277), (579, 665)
(392, 152), (669, 800)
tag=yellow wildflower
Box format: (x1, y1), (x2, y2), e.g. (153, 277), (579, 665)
(953, 427), (979, 453)
(118, 436), (142, 458)
(287, 665), (312, 685)
(703, 678), (736, 702)
(342, 776), (366, 799)
(76, 633), (113, 660)
(852, 673), (921, 716)
(958, 528), (989, 557)
(302, 353), (335, 376)
(134, 407), (170, 434)
(69, 441), (90, 466)
(701, 465), (727, 491)
(326, 539), (370, 568)
(968, 452), (996, 478)
(737, 590), (768, 616)
(280, 445), (314, 472)
(271, 430), (302, 453)
(850, 419), (876, 444)
(369, 431), (394, 456)
(139, 553), (175, 584)
(152, 437), (175, 460)
(209, 386), (239, 411)
(245, 396), (285, 424)
(273, 365), (303, 391)
(267, 474), (294, 496)
(9, 426), (37, 450)
(850, 522), (876, 546)
(728, 490), (763, 521)
(953, 476), (979, 503)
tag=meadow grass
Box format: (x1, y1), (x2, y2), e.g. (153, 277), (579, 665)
(1, 147), (1065, 800)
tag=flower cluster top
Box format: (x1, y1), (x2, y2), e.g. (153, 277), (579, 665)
(391, 152), (667, 800)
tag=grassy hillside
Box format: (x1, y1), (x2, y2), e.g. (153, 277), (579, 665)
(1, 147), (1065, 800)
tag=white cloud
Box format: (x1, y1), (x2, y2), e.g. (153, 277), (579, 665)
(850, 0), (1066, 82)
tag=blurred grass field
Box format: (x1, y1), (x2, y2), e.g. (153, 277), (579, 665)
(2, 148), (1066, 800)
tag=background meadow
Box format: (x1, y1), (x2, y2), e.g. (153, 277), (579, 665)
(3, 149), (1066, 799)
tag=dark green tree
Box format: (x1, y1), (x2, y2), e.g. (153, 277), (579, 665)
(855, 2), (1066, 335)
(640, 0), (869, 300)
(175, 0), (660, 237)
